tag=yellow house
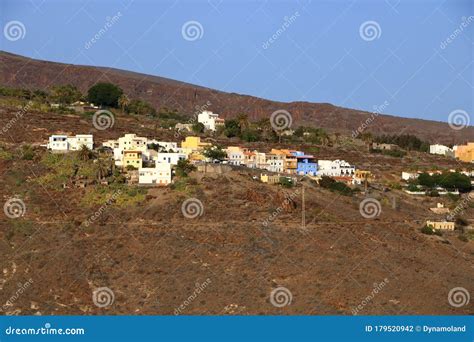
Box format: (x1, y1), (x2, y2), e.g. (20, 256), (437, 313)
(181, 136), (211, 151)
(455, 143), (474, 163)
(180, 136), (211, 162)
(260, 173), (281, 184)
(123, 150), (143, 169)
(426, 220), (455, 231)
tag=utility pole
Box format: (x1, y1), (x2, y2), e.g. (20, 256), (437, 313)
(364, 173), (368, 194)
(302, 185), (305, 230)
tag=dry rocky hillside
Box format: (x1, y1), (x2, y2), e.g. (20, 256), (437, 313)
(2, 51), (473, 144)
(0, 105), (473, 316)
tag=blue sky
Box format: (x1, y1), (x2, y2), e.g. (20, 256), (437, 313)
(1, 0), (473, 123)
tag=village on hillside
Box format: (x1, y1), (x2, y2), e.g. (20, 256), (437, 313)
(1, 74), (473, 317)
(42, 102), (474, 234)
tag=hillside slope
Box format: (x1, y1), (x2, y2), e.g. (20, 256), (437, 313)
(1, 51), (472, 144)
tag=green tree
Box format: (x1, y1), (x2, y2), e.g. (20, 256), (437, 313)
(241, 129), (260, 142)
(118, 94), (130, 112)
(224, 119), (241, 138)
(175, 159), (196, 177)
(126, 99), (156, 116)
(50, 84), (82, 105)
(87, 83), (123, 107)
(78, 145), (93, 161)
(96, 159), (111, 181)
(203, 145), (227, 161)
(237, 113), (250, 130)
(192, 122), (205, 133)
(279, 177), (294, 188)
(256, 118), (277, 142)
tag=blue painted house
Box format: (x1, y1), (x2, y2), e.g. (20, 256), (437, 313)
(291, 151), (318, 176)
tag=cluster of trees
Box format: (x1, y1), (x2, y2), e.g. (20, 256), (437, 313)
(373, 134), (429, 152)
(294, 126), (330, 145)
(0, 87), (48, 101)
(87, 83), (123, 107)
(415, 172), (471, 193)
(202, 145), (227, 161)
(319, 176), (353, 196)
(51, 84), (83, 104)
(0, 83), (157, 116)
(158, 108), (188, 129)
(175, 159), (196, 177)
(371, 148), (407, 158)
(220, 114), (285, 142)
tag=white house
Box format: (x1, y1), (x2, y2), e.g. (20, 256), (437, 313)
(47, 135), (69, 151)
(104, 134), (148, 166)
(69, 134), (94, 150)
(429, 144), (454, 157)
(265, 154), (284, 173)
(227, 151), (245, 166)
(256, 152), (268, 170)
(197, 110), (224, 131)
(226, 146), (246, 166)
(47, 134), (93, 152)
(138, 162), (172, 185)
(317, 160), (355, 177)
(154, 152), (188, 165)
(148, 140), (178, 152)
(401, 171), (419, 181)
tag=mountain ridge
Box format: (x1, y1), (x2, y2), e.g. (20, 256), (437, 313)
(1, 51), (472, 144)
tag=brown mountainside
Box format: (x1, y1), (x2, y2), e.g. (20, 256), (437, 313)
(1, 51), (472, 144)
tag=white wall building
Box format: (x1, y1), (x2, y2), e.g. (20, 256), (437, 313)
(148, 140), (178, 152)
(197, 110), (224, 131)
(47, 134), (93, 152)
(154, 152), (188, 165)
(265, 154), (284, 173)
(317, 160), (355, 177)
(227, 150), (245, 165)
(401, 171), (419, 181)
(429, 144), (454, 157)
(104, 134), (148, 166)
(226, 146), (246, 166)
(138, 162), (172, 185)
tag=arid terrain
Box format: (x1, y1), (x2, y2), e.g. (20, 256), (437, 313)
(2, 51), (474, 144)
(0, 105), (473, 316)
